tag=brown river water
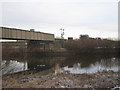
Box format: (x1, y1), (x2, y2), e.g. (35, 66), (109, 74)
(2, 54), (119, 75)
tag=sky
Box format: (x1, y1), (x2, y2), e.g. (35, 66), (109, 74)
(0, 0), (119, 39)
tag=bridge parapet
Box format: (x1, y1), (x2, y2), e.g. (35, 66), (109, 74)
(0, 27), (54, 41)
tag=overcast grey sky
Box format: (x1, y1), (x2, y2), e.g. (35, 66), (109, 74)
(0, 0), (119, 39)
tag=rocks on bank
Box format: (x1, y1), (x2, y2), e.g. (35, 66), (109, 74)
(2, 70), (119, 88)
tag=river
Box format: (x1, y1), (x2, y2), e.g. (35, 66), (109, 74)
(2, 54), (119, 75)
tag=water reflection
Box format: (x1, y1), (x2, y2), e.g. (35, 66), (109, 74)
(61, 58), (119, 74)
(2, 55), (119, 75)
(2, 60), (27, 74)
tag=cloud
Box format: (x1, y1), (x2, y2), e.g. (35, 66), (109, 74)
(2, 2), (117, 24)
(1, 1), (118, 39)
(0, 0), (119, 3)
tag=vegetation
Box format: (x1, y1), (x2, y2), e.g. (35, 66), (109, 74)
(2, 35), (120, 56)
(64, 36), (119, 54)
(2, 46), (26, 59)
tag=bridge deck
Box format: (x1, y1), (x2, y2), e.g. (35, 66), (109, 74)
(0, 27), (54, 41)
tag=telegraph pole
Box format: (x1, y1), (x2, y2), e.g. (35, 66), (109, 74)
(60, 28), (64, 39)
(60, 28), (65, 48)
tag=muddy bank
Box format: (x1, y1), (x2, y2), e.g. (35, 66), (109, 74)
(2, 70), (119, 88)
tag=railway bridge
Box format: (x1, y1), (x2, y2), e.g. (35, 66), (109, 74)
(0, 27), (55, 51)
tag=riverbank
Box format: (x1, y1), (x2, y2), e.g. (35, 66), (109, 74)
(2, 45), (120, 59)
(2, 70), (119, 88)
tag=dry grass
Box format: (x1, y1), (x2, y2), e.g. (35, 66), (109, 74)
(64, 38), (119, 54)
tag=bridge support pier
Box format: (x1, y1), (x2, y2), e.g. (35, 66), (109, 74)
(27, 40), (53, 52)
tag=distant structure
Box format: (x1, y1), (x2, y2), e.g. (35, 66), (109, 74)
(60, 28), (64, 39)
(30, 29), (35, 32)
(79, 34), (89, 39)
(68, 37), (73, 40)
(55, 38), (67, 41)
